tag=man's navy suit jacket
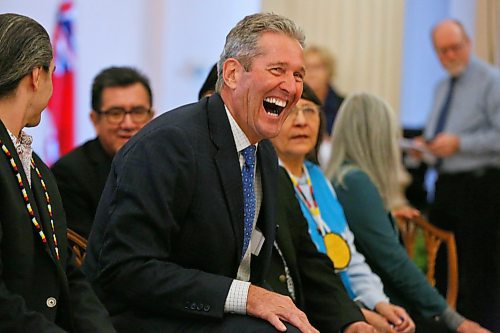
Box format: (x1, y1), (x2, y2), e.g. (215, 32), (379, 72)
(83, 94), (278, 324)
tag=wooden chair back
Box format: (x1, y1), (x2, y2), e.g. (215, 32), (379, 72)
(67, 228), (87, 268)
(395, 216), (458, 309)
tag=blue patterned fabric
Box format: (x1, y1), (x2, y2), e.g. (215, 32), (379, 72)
(241, 145), (256, 258)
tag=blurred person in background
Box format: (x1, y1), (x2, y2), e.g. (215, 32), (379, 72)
(198, 63), (218, 100)
(412, 20), (500, 331)
(304, 45), (345, 167)
(51, 66), (154, 239)
(304, 45), (344, 135)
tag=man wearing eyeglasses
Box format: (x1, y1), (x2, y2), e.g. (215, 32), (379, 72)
(52, 66), (154, 239)
(412, 19), (500, 332)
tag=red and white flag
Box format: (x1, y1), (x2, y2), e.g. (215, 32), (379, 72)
(46, 0), (75, 164)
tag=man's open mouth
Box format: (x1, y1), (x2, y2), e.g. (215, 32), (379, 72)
(263, 97), (286, 117)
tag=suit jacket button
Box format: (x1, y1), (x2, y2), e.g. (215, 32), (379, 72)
(203, 304), (211, 312)
(279, 274), (287, 283)
(46, 297), (57, 308)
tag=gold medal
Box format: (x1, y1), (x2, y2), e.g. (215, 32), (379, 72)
(323, 232), (351, 270)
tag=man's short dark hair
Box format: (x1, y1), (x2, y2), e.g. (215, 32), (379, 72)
(91, 66), (152, 111)
(198, 64), (218, 100)
(301, 83), (326, 165)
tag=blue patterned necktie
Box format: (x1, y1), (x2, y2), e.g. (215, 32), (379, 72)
(241, 145), (256, 259)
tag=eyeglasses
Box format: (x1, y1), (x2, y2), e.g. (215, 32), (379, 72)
(95, 106), (152, 125)
(289, 105), (320, 119)
(436, 42), (465, 55)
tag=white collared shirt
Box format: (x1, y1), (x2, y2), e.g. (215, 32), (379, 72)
(223, 106), (263, 314)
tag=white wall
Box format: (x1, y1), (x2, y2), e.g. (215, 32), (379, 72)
(161, 1), (261, 112)
(1, 0), (479, 159)
(0, 0), (260, 162)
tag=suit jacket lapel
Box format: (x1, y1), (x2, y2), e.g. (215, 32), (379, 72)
(32, 154), (73, 322)
(250, 140), (277, 283)
(207, 94), (245, 259)
(256, 140), (277, 243)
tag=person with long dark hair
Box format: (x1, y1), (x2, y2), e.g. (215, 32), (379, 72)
(0, 13), (115, 332)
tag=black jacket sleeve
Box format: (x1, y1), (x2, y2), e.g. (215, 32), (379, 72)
(65, 250), (116, 332)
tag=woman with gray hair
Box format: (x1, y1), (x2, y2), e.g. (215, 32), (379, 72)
(0, 13), (115, 332)
(325, 93), (490, 333)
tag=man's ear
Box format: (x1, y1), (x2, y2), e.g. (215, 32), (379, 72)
(90, 110), (99, 127)
(31, 67), (42, 91)
(222, 58), (242, 90)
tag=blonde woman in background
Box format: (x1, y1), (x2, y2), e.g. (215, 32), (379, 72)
(304, 45), (344, 135)
(304, 45), (345, 167)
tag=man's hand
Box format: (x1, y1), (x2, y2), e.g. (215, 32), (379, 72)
(374, 302), (415, 333)
(361, 308), (396, 333)
(344, 320), (377, 333)
(246, 285), (319, 333)
(409, 136), (427, 159)
(427, 133), (460, 157)
(456, 319), (491, 333)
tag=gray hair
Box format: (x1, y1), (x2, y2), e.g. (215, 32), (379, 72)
(325, 92), (401, 209)
(215, 12), (305, 92)
(0, 13), (52, 98)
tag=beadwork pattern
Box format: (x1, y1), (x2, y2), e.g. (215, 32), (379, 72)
(1, 139), (60, 260)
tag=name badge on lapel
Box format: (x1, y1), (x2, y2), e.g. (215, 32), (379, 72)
(251, 228), (265, 256)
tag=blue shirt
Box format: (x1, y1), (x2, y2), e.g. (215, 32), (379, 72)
(424, 57), (500, 173)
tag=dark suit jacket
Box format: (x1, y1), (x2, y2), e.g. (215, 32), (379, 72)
(266, 168), (365, 332)
(324, 85), (344, 135)
(52, 138), (112, 238)
(0, 120), (115, 332)
(83, 94), (277, 328)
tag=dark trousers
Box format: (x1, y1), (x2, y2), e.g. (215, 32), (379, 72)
(429, 168), (500, 332)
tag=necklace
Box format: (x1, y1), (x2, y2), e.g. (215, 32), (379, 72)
(284, 163), (352, 269)
(287, 165), (321, 217)
(1, 139), (60, 260)
(283, 164), (331, 236)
